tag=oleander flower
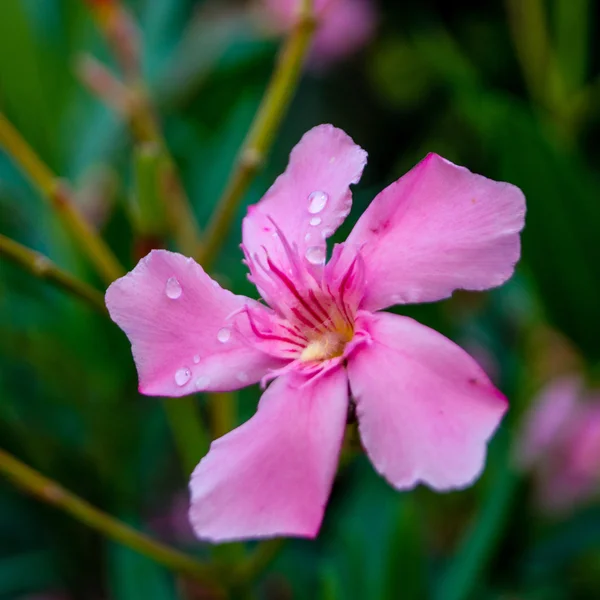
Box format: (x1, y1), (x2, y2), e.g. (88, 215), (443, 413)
(516, 376), (600, 514)
(106, 124), (526, 541)
(261, 0), (377, 69)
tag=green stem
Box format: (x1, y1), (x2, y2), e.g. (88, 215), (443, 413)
(0, 112), (124, 284)
(196, 0), (316, 269)
(0, 448), (220, 589)
(124, 83), (203, 257)
(0, 234), (107, 314)
(85, 0), (202, 258)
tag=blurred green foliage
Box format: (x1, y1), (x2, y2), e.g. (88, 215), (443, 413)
(1, 0), (600, 598)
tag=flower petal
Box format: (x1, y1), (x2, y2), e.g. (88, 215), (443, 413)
(311, 0), (377, 67)
(347, 311), (507, 490)
(188, 368), (348, 541)
(105, 250), (279, 396)
(345, 153), (526, 310)
(515, 376), (582, 470)
(242, 124), (367, 271)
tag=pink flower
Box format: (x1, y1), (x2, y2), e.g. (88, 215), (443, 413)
(516, 376), (600, 514)
(261, 0), (377, 69)
(106, 124), (525, 542)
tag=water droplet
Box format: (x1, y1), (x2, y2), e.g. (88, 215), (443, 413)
(211, 280), (220, 288)
(305, 246), (326, 265)
(195, 376), (210, 390)
(309, 216), (322, 226)
(193, 354), (200, 364)
(304, 232), (312, 243)
(174, 367), (191, 386)
(165, 277), (182, 299)
(308, 191), (328, 214)
(321, 228), (334, 239)
(237, 371), (249, 383)
(217, 327), (231, 343)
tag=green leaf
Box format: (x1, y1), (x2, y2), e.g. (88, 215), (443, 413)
(0, 551), (58, 596)
(384, 496), (428, 600)
(554, 0), (591, 94)
(0, 0), (57, 164)
(107, 535), (177, 600)
(434, 432), (518, 600)
(470, 94), (600, 359)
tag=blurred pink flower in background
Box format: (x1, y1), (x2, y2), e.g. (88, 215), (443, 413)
(516, 376), (600, 514)
(107, 124), (525, 542)
(261, 0), (377, 69)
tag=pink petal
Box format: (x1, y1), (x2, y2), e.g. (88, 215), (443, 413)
(515, 376), (582, 470)
(345, 153), (526, 310)
(105, 250), (279, 396)
(534, 455), (599, 515)
(311, 0), (377, 67)
(242, 124), (366, 274)
(262, 0), (376, 68)
(532, 403), (600, 514)
(188, 368), (348, 541)
(569, 404), (600, 479)
(347, 311), (507, 490)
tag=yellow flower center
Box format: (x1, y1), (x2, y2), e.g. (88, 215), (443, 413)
(300, 325), (354, 362)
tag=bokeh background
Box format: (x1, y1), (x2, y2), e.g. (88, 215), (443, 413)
(1, 0), (600, 598)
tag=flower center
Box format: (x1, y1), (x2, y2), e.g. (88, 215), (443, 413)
(240, 220), (366, 374)
(300, 328), (353, 362)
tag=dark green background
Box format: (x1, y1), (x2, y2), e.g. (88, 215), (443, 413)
(1, 0), (599, 598)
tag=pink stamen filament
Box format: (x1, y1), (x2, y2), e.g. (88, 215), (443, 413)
(245, 308), (305, 349)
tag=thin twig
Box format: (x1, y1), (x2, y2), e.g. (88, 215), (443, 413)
(0, 448), (221, 590)
(196, 0), (316, 269)
(0, 112), (124, 284)
(0, 234), (107, 314)
(83, 0), (202, 257)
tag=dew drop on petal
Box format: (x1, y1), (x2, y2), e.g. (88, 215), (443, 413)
(308, 191), (328, 214)
(174, 367), (191, 386)
(309, 216), (322, 226)
(193, 354), (200, 364)
(165, 277), (182, 299)
(305, 246), (326, 265)
(304, 232), (312, 243)
(217, 327), (231, 343)
(195, 376), (211, 390)
(321, 228), (334, 239)
(237, 371), (249, 383)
